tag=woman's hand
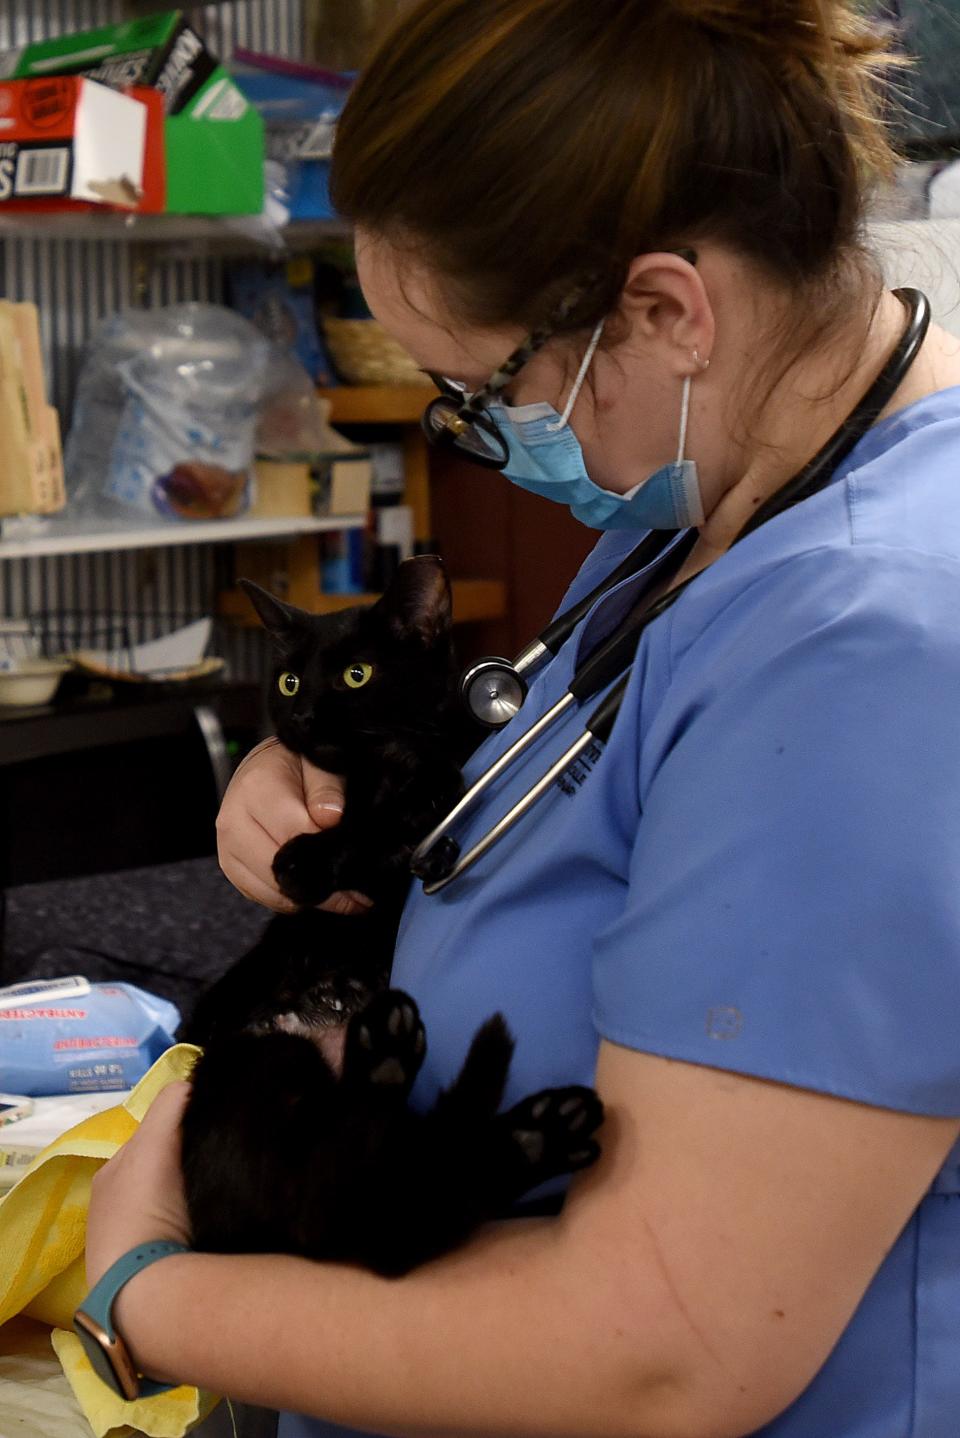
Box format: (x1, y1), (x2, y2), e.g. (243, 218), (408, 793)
(216, 738), (371, 915)
(85, 1082), (193, 1290)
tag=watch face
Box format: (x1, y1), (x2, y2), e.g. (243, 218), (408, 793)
(72, 1310), (139, 1402)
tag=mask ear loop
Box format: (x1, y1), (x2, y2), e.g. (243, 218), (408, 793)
(677, 374), (692, 464)
(677, 349), (709, 462)
(545, 318), (606, 432)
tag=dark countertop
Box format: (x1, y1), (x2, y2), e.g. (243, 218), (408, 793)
(0, 856), (271, 1030)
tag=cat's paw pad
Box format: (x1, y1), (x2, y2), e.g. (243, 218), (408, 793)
(344, 989), (426, 1093)
(507, 1086), (603, 1177)
(272, 834), (334, 907)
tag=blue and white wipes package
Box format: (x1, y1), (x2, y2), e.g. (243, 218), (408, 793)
(0, 977), (181, 1096)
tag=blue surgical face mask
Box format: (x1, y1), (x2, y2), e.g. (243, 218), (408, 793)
(486, 320), (705, 531)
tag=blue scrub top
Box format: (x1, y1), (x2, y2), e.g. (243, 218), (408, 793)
(280, 386), (960, 1438)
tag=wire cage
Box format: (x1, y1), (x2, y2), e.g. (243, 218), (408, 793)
(0, 621), (39, 668)
(8, 611), (228, 686)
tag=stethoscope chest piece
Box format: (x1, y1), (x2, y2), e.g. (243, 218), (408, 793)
(460, 657), (528, 728)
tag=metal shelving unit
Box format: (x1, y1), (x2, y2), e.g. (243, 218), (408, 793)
(0, 513), (365, 560)
(0, 212), (351, 256)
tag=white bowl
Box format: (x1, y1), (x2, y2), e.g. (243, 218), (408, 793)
(0, 660), (71, 708)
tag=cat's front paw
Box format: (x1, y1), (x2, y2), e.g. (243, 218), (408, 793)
(505, 1086), (604, 1181)
(273, 833), (336, 907)
(341, 989), (426, 1096)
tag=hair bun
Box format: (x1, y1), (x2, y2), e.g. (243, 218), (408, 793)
(666, 0), (885, 67)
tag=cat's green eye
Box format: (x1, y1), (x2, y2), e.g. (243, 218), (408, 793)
(343, 661), (374, 690)
(278, 671), (300, 697)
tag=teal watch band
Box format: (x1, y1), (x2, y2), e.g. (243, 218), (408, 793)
(73, 1240), (190, 1401)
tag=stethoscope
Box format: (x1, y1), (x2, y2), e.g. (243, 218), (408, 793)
(411, 288), (932, 894)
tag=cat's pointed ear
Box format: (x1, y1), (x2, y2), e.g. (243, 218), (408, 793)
(239, 579), (311, 652)
(379, 556), (452, 645)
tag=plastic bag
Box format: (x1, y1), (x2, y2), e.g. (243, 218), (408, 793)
(256, 346), (343, 457)
(0, 976), (180, 1096)
(65, 303), (271, 523)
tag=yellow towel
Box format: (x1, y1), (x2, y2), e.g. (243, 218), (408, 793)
(0, 1045), (220, 1438)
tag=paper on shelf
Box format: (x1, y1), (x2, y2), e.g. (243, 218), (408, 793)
(75, 616), (211, 675)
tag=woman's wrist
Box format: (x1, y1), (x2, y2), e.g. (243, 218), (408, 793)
(111, 1249), (199, 1382)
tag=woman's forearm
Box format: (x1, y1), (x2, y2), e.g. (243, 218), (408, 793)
(114, 1213), (693, 1438)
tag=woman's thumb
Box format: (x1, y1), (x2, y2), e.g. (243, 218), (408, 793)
(300, 757), (345, 828)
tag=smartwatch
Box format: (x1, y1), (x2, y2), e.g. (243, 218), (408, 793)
(72, 1240), (190, 1401)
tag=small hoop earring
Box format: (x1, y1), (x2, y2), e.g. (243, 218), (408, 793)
(692, 349), (711, 371)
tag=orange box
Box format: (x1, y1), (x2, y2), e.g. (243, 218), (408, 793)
(0, 76), (146, 209)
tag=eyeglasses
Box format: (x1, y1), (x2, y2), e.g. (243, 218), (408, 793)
(419, 251), (696, 471)
(421, 283), (592, 471)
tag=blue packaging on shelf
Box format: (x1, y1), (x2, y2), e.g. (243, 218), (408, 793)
(0, 977), (181, 1096)
(228, 257), (336, 384)
(320, 528), (366, 595)
(229, 50), (352, 222)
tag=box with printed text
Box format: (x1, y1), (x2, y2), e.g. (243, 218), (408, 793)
(0, 76), (146, 209)
(0, 11), (263, 216)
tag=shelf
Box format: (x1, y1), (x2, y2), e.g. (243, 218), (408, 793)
(0, 513), (365, 560)
(318, 385), (437, 426)
(220, 577), (507, 625)
(0, 683), (260, 767)
(0, 212), (352, 253)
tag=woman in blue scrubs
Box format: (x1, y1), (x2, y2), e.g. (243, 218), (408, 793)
(87, 1), (960, 1434)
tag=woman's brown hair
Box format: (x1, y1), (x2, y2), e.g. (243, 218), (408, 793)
(331, 0), (900, 344)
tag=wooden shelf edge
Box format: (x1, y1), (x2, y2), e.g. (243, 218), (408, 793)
(220, 577), (506, 625)
(318, 384), (437, 426)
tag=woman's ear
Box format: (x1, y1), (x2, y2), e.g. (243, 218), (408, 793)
(618, 251), (715, 377)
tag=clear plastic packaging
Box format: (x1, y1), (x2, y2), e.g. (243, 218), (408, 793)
(65, 302), (271, 524)
(256, 347), (335, 458)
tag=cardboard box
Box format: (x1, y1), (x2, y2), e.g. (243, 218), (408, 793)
(0, 12), (263, 217)
(328, 455), (372, 516)
(0, 302), (64, 516)
(0, 11), (262, 215)
(0, 77), (146, 209)
(0, 11), (216, 117)
(0, 307), (35, 516)
(42, 404), (65, 514)
(251, 460), (312, 519)
(163, 68), (264, 215)
(8, 302), (59, 514)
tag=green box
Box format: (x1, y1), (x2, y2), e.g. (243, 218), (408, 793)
(0, 12), (215, 115)
(164, 67), (265, 216)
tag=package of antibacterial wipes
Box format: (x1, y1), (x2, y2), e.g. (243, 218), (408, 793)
(0, 977), (180, 1095)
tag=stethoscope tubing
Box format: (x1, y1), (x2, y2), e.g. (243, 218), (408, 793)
(422, 728), (607, 894)
(414, 288), (932, 895)
(413, 577), (694, 891)
(415, 577), (675, 883)
(458, 528), (686, 726)
(413, 689), (578, 883)
(421, 672), (632, 893)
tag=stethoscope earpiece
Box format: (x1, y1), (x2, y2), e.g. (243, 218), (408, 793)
(460, 657), (528, 729)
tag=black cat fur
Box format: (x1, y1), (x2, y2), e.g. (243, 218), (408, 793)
(181, 557), (603, 1277)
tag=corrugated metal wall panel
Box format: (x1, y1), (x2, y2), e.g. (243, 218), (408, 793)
(0, 0), (306, 683)
(1, 239), (225, 416)
(0, 1), (304, 58)
(0, 543), (273, 682)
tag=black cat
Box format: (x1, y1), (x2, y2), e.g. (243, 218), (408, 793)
(180, 557), (603, 1277)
